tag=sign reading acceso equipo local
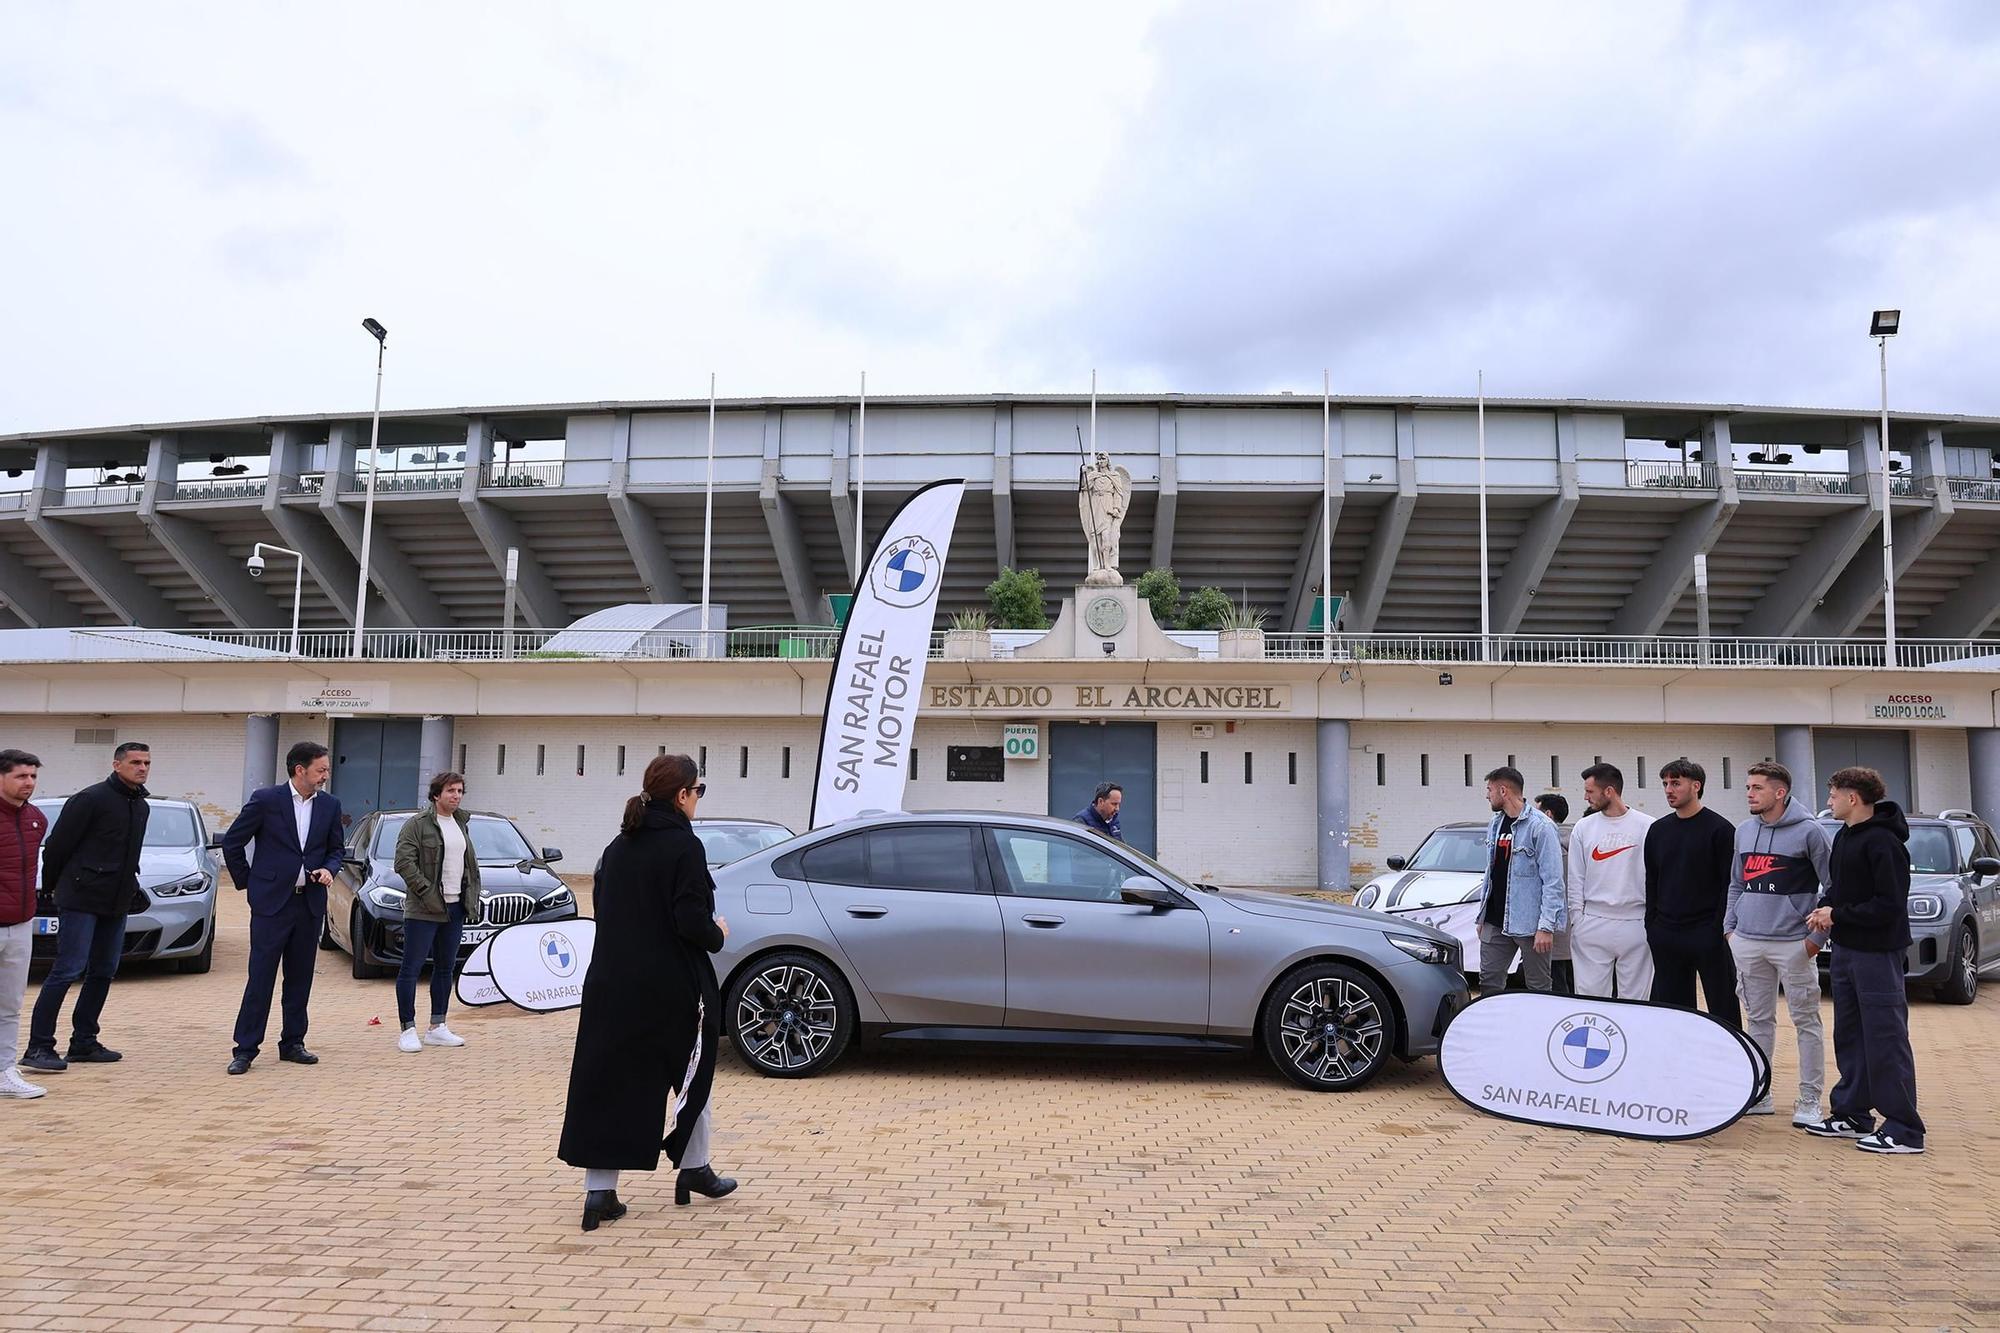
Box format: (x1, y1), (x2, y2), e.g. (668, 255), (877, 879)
(1440, 992), (1767, 1141)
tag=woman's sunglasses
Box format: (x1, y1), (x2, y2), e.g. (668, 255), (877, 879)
(689, 783), (707, 798)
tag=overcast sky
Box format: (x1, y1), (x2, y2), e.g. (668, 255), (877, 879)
(3, 1), (1997, 433)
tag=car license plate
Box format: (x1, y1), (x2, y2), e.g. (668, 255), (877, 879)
(461, 927), (496, 946)
(33, 916), (59, 935)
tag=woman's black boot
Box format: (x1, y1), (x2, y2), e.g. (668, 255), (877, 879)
(581, 1189), (627, 1231)
(675, 1166), (738, 1206)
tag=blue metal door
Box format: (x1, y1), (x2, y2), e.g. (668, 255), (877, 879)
(332, 719), (424, 831)
(1047, 722), (1157, 856)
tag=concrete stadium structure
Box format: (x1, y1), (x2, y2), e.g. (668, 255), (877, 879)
(4, 392), (2000, 894)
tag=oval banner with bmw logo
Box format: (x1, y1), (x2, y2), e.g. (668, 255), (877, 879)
(453, 934), (506, 1008)
(1440, 992), (1769, 1141)
(476, 919), (598, 1013)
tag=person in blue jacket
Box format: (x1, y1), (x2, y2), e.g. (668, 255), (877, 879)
(1074, 783), (1123, 841)
(1474, 766), (1567, 994)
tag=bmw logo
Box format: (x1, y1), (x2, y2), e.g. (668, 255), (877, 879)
(869, 535), (942, 609)
(1546, 1013), (1627, 1084)
(539, 930), (577, 978)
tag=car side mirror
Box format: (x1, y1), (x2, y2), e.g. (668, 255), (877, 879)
(1120, 875), (1182, 910)
(340, 855), (367, 875)
(206, 835), (223, 851)
(1972, 856), (2000, 879)
(1386, 856), (1408, 871)
(541, 847), (563, 864)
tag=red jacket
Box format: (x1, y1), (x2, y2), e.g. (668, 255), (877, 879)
(0, 798), (47, 926)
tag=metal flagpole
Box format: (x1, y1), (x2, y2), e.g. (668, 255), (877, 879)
(1878, 336), (1897, 667)
(854, 370), (866, 583)
(701, 372), (716, 656)
(352, 319), (387, 659)
(1477, 370), (1490, 659)
(1322, 370), (1332, 662)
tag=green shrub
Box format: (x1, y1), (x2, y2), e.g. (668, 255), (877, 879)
(1177, 585), (1233, 631)
(985, 567), (1051, 629)
(1135, 568), (1180, 626)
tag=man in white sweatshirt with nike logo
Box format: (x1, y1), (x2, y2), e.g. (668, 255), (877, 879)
(1567, 762), (1656, 999)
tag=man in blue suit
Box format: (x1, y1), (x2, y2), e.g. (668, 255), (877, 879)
(222, 741), (344, 1075)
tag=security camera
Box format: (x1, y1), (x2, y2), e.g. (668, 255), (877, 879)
(1102, 641), (1115, 655)
(1437, 671), (1453, 686)
(246, 553), (266, 578)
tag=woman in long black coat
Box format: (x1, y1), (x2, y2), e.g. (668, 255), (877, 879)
(558, 753), (739, 1230)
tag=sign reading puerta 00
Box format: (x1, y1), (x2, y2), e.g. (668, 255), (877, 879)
(811, 480), (966, 829)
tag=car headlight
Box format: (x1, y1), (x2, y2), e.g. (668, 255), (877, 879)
(367, 885), (407, 911)
(150, 872), (208, 897)
(539, 885), (574, 908)
(1386, 932), (1454, 965)
(1355, 885), (1381, 910)
(1907, 894), (1944, 921)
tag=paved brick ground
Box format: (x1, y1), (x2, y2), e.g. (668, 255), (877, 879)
(5, 888), (1998, 1332)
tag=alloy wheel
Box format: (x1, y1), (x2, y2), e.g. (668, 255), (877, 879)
(1277, 975), (1386, 1086)
(733, 964), (840, 1072)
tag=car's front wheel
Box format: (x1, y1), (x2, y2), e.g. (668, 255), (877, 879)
(724, 951), (855, 1078)
(1935, 923), (1979, 1005)
(1261, 961), (1395, 1091)
(176, 915), (215, 974)
(350, 906), (393, 980)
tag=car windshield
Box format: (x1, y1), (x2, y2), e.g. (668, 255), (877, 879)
(1407, 827), (1488, 873)
(1819, 819), (1954, 876)
(37, 797), (201, 849)
(697, 824), (793, 865)
(1072, 828), (1210, 895)
(374, 814), (535, 862)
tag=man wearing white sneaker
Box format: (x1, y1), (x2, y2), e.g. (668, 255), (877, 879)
(1567, 763), (1655, 999)
(0, 750), (50, 1100)
(392, 773), (483, 1053)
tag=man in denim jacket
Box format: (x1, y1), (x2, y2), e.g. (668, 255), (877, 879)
(1474, 766), (1568, 994)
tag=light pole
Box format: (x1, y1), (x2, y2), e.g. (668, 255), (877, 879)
(351, 317), (388, 660)
(1871, 309), (1900, 667)
(247, 542), (304, 657)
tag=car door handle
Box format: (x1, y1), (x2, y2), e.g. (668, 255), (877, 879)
(845, 905), (888, 918)
(1022, 914), (1066, 928)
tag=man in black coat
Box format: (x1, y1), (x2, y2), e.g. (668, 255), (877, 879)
(23, 742), (152, 1072)
(1803, 766), (1925, 1155)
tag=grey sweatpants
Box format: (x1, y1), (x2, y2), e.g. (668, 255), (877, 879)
(1729, 934), (1824, 1106)
(1478, 921), (1553, 994)
(0, 921), (29, 1073)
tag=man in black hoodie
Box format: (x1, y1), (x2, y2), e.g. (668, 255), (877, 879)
(1802, 766), (1924, 1155)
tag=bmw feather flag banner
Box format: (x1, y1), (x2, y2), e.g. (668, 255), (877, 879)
(454, 920), (596, 1013)
(1440, 992), (1770, 1141)
(811, 479), (966, 829)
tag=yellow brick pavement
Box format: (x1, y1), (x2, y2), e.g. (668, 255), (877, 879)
(4, 888), (1998, 1332)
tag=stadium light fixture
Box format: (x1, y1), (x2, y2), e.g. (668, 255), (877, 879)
(1872, 308), (1899, 665)
(1870, 309), (1900, 337)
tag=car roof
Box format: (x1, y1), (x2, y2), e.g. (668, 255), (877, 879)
(369, 808), (513, 820)
(41, 793), (197, 811)
(693, 817), (790, 828)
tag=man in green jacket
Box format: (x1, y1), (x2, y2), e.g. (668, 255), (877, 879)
(392, 773), (484, 1054)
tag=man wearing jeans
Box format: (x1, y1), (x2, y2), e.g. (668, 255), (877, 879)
(1724, 761), (1830, 1123)
(0, 750), (50, 1098)
(23, 742), (151, 1073)
(1473, 766), (1566, 993)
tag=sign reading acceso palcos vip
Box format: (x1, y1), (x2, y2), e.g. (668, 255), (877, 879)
(811, 480), (967, 829)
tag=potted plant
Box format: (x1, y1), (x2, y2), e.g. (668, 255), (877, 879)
(1217, 602), (1268, 659)
(944, 608), (993, 659)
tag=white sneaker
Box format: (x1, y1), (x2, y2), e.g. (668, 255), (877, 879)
(1792, 1099), (1823, 1127)
(1745, 1096), (1775, 1116)
(0, 1067), (47, 1099)
(422, 1024), (465, 1047)
(1855, 1130), (1924, 1155)
(397, 1028), (422, 1053)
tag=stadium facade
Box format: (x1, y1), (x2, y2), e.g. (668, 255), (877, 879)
(3, 392), (1998, 890)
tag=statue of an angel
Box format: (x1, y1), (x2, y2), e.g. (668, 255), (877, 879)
(1078, 452), (1131, 587)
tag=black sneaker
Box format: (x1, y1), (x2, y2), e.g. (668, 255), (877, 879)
(1801, 1114), (1871, 1139)
(64, 1043), (122, 1063)
(18, 1048), (66, 1074)
(1855, 1130), (1924, 1155)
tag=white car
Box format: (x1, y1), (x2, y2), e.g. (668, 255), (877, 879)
(1358, 821), (1571, 982)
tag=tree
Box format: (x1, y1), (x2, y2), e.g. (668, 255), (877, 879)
(1177, 585), (1232, 631)
(1135, 568), (1180, 627)
(985, 567), (1051, 629)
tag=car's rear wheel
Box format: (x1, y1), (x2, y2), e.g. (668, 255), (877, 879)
(1261, 962), (1395, 1091)
(724, 951), (854, 1078)
(350, 906), (393, 980)
(319, 909), (339, 951)
(1935, 923), (1978, 1005)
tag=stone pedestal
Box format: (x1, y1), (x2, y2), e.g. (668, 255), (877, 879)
(1014, 584), (1195, 659)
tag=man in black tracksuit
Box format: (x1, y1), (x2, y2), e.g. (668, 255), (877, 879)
(1643, 757), (1739, 1026)
(1803, 766), (1924, 1154)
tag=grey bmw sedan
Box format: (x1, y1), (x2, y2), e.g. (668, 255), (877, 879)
(710, 811), (1466, 1091)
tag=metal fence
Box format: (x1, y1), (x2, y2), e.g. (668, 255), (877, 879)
(1948, 477), (2000, 503)
(338, 471), (463, 495)
(483, 462), (566, 489)
(1732, 470), (1860, 497)
(0, 491), (26, 512)
(30, 626), (1999, 670)
(167, 476), (268, 501)
(1625, 461), (1718, 490)
(283, 474), (326, 496)
(54, 482), (146, 506)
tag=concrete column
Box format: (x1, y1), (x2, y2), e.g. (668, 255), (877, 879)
(243, 714), (279, 803)
(1969, 728), (2000, 835)
(1774, 724), (1815, 802)
(418, 715), (455, 806)
(1316, 719), (1351, 892)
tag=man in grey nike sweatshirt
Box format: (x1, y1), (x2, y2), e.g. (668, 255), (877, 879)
(1725, 761), (1832, 1123)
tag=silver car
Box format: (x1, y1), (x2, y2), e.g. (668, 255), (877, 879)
(708, 811), (1467, 1091)
(31, 795), (220, 974)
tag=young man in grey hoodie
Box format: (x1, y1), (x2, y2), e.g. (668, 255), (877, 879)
(1725, 761), (1832, 1124)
